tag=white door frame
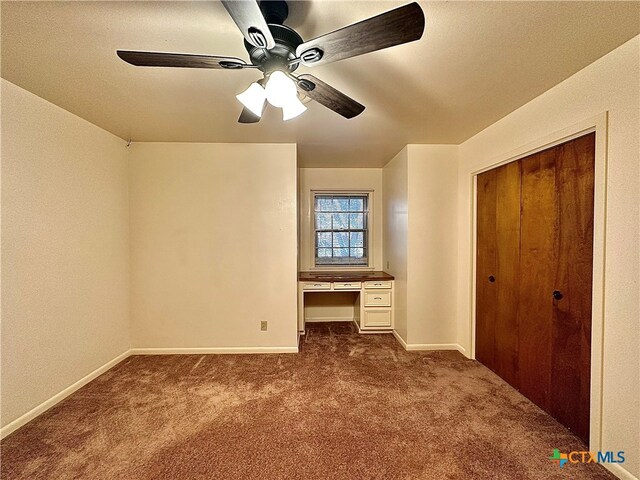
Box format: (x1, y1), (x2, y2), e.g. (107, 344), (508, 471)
(468, 112), (608, 451)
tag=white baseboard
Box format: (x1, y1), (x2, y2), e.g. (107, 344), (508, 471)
(455, 344), (468, 357)
(603, 463), (638, 480)
(392, 330), (408, 348)
(1, 350), (130, 439)
(1, 343), (300, 438)
(392, 331), (466, 355)
(130, 346), (299, 355)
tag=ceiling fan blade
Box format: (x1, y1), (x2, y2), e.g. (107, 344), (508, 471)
(220, 0), (276, 49)
(296, 74), (365, 119)
(238, 107), (262, 124)
(117, 51), (248, 69)
(296, 2), (425, 67)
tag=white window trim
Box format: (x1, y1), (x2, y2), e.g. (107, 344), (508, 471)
(309, 189), (375, 271)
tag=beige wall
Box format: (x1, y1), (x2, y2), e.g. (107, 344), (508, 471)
(1, 80), (130, 428)
(407, 145), (458, 346)
(383, 146), (458, 346)
(382, 149), (408, 340)
(298, 168), (384, 272)
(129, 143), (298, 349)
(456, 36), (640, 477)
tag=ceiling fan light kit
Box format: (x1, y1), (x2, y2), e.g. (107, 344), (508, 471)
(117, 0), (425, 123)
(237, 71), (307, 121)
(236, 82), (267, 117)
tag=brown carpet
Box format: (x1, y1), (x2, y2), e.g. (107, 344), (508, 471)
(1, 322), (614, 479)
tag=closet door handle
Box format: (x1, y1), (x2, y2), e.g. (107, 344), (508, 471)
(553, 290), (563, 300)
(488, 275), (495, 283)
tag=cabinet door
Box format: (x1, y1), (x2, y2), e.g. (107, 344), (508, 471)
(475, 133), (594, 444)
(476, 161), (521, 386)
(475, 169), (498, 370)
(518, 133), (595, 444)
(550, 133), (594, 443)
(518, 147), (558, 413)
(363, 310), (392, 328)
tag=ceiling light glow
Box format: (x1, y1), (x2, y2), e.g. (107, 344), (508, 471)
(282, 97), (307, 121)
(236, 72), (306, 121)
(265, 71), (306, 120)
(236, 82), (266, 117)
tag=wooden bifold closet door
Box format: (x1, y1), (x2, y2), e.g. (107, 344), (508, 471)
(475, 133), (595, 444)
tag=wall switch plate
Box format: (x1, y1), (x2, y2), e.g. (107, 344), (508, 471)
(261, 321), (268, 331)
(386, 261), (390, 269)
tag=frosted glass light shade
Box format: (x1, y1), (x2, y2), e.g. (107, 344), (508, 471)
(265, 71), (306, 120)
(265, 71), (297, 108)
(236, 82), (266, 117)
(282, 96), (307, 121)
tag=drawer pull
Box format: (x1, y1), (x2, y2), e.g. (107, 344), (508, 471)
(314, 284), (322, 286)
(374, 296), (382, 300)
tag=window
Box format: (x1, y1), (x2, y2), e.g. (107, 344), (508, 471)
(314, 193), (369, 266)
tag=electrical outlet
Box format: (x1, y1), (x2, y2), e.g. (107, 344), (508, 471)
(386, 260), (390, 269)
(260, 321), (268, 331)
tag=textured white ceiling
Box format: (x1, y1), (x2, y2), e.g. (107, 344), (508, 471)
(2, 1), (639, 167)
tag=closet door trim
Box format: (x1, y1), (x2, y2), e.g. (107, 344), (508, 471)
(469, 112), (608, 450)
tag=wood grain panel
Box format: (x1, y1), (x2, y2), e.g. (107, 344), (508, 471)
(518, 147), (557, 412)
(116, 51), (247, 69)
(296, 2), (424, 67)
(493, 161), (521, 387)
(220, 0), (275, 49)
(297, 74), (365, 119)
(550, 133), (595, 443)
(476, 134), (595, 444)
(475, 169), (498, 370)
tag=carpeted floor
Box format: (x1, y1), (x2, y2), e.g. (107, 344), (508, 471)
(1, 322), (614, 479)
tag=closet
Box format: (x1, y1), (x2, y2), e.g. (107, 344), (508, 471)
(475, 133), (595, 444)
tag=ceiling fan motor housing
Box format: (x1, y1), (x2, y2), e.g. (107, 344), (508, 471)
(245, 0), (303, 73)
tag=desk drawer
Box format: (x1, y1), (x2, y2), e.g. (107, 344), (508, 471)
(302, 282), (331, 290)
(333, 281), (362, 290)
(364, 281), (392, 289)
(363, 309), (392, 328)
(364, 291), (392, 307)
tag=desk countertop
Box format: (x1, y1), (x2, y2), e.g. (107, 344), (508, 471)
(298, 271), (395, 282)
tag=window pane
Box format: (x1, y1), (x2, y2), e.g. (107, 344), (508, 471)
(349, 198), (364, 212)
(314, 193), (368, 267)
(317, 232), (332, 247)
(349, 213), (364, 229)
(332, 198), (349, 211)
(333, 232), (349, 248)
(332, 213), (349, 230)
(350, 232), (364, 247)
(316, 197), (333, 212)
(316, 213), (332, 230)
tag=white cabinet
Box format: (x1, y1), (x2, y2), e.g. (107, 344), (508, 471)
(364, 281), (393, 289)
(298, 275), (394, 333)
(363, 310), (392, 328)
(333, 281), (362, 290)
(364, 291), (391, 307)
(302, 282), (331, 290)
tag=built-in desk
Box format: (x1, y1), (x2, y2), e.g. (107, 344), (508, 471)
(298, 271), (395, 333)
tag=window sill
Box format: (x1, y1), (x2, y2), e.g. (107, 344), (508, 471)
(310, 266), (375, 272)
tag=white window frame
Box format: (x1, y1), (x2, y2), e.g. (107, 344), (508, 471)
(309, 189), (374, 271)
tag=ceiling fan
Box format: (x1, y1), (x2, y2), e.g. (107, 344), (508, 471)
(117, 0), (425, 123)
